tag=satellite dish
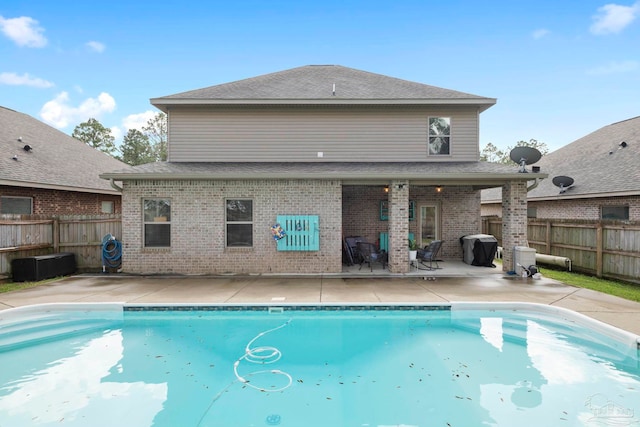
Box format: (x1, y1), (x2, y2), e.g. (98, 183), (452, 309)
(552, 176), (574, 194)
(510, 146), (542, 173)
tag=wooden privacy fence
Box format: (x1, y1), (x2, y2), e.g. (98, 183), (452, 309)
(482, 216), (640, 283)
(0, 214), (122, 277)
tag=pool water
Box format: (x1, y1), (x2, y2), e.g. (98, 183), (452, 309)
(0, 304), (639, 427)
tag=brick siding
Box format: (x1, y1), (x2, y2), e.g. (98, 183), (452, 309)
(482, 196), (640, 221)
(121, 180), (486, 275)
(1, 185), (121, 215)
(121, 179), (342, 275)
(500, 181), (529, 272)
(342, 184), (482, 261)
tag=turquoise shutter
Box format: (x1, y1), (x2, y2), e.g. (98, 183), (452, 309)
(276, 215), (320, 251)
(379, 232), (414, 252)
(379, 232), (389, 252)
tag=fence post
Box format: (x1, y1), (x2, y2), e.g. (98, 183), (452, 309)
(596, 222), (603, 278)
(53, 217), (60, 253)
(545, 220), (551, 254)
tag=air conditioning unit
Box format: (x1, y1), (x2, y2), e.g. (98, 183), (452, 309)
(513, 246), (536, 276)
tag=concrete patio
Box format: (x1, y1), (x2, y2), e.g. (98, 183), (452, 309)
(1, 270), (639, 336)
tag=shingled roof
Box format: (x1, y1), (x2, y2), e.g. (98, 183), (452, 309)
(101, 161), (539, 186)
(0, 106), (129, 194)
(151, 64), (496, 111)
(482, 116), (640, 202)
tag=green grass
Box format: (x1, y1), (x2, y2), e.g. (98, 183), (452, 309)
(495, 259), (640, 302)
(538, 267), (640, 302)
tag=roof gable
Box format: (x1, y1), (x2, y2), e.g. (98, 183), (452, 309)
(151, 65), (496, 110)
(0, 106), (129, 194)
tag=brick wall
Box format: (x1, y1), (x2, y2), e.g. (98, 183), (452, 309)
(531, 197), (640, 220)
(121, 179), (342, 275)
(1, 185), (121, 215)
(388, 180), (410, 272)
(501, 181), (528, 272)
(482, 196), (640, 221)
(343, 184), (482, 260)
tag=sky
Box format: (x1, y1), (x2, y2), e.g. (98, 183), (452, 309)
(1, 0), (639, 153)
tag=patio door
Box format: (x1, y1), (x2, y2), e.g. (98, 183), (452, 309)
(419, 204), (439, 246)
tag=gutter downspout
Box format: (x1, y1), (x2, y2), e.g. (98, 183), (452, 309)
(527, 177), (541, 192)
(110, 179), (123, 192)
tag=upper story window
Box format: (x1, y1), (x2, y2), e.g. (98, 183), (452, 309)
(428, 117), (451, 155)
(0, 196), (33, 214)
(143, 199), (171, 247)
(226, 199), (253, 247)
(601, 205), (629, 220)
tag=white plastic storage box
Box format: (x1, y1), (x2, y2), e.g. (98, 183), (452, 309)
(513, 246), (536, 275)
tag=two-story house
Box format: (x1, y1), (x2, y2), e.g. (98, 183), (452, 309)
(101, 65), (541, 275)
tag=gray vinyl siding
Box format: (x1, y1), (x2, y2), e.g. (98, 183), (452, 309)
(168, 106), (480, 162)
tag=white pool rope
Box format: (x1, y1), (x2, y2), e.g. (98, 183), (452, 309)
(197, 319), (293, 426)
(233, 319), (293, 392)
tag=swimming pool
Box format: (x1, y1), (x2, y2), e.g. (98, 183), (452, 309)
(0, 303), (639, 427)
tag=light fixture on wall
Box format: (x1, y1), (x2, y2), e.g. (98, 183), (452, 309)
(435, 186), (442, 193)
(384, 186), (389, 193)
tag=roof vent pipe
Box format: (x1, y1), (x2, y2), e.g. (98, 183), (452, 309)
(332, 83), (336, 96)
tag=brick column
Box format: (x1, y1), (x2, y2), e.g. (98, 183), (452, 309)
(388, 180), (410, 273)
(501, 180), (528, 272)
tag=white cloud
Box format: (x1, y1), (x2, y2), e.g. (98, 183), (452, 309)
(111, 126), (123, 142)
(0, 15), (47, 47)
(40, 91), (116, 128)
(590, 2), (640, 34)
(587, 59), (639, 74)
(122, 110), (157, 131)
(86, 40), (105, 53)
(109, 111), (156, 144)
(532, 28), (550, 39)
(0, 71), (53, 88)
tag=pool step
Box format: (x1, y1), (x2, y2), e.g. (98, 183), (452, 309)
(0, 314), (120, 351)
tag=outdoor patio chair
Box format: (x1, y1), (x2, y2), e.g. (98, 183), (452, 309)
(357, 241), (387, 272)
(417, 240), (443, 270)
(344, 236), (366, 265)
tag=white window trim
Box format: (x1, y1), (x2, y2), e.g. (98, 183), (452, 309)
(427, 116), (452, 156)
(225, 199), (254, 248)
(143, 198), (171, 248)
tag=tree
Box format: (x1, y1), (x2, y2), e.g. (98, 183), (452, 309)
(119, 129), (155, 166)
(480, 139), (549, 163)
(142, 112), (167, 161)
(510, 139), (549, 157)
(479, 142), (507, 163)
(72, 118), (117, 156)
